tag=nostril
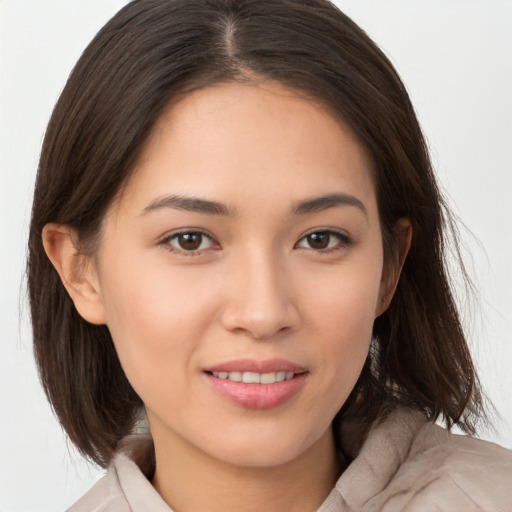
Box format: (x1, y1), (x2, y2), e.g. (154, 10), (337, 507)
(220, 303), (300, 341)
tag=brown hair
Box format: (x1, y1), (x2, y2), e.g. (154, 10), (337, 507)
(28, 0), (483, 467)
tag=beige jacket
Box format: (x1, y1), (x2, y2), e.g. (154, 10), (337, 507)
(68, 408), (512, 511)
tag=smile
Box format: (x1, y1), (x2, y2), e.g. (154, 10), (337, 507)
(211, 371), (296, 384)
(204, 360), (308, 409)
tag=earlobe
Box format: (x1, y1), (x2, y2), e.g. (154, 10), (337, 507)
(375, 218), (412, 317)
(42, 223), (107, 325)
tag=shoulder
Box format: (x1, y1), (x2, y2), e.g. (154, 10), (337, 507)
(384, 421), (512, 511)
(67, 434), (166, 512)
(336, 408), (512, 512)
(66, 465), (130, 512)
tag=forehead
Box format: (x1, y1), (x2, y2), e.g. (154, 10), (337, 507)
(117, 81), (377, 217)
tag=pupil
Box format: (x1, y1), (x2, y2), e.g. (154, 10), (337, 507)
(308, 232), (329, 249)
(179, 233), (202, 250)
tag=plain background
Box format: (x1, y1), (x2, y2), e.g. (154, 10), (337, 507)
(1, 1), (511, 510)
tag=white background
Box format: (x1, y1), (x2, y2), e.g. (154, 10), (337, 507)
(1, 1), (511, 510)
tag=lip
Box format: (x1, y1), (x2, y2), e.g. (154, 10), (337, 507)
(203, 358), (307, 374)
(203, 358), (308, 410)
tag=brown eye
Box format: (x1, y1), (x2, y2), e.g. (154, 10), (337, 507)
(296, 230), (350, 251)
(166, 232), (214, 252)
(306, 232), (330, 249)
(177, 233), (203, 250)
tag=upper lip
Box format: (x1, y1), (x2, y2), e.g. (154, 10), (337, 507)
(203, 358), (307, 374)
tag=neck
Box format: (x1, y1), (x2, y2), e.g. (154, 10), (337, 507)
(151, 426), (342, 512)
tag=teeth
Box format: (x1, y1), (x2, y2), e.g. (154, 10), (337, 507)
(212, 371), (297, 384)
(260, 372), (277, 384)
(276, 371), (286, 382)
(243, 371), (260, 384)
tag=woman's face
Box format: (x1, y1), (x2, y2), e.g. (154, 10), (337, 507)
(90, 82), (391, 467)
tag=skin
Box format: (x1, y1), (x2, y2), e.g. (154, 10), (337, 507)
(44, 82), (410, 512)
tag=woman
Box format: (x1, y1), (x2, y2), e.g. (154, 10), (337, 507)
(28, 0), (511, 510)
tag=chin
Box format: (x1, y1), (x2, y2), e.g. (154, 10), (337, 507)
(216, 444), (306, 468)
(205, 425), (329, 469)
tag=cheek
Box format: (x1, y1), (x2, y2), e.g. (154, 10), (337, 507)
(289, 270), (379, 444)
(97, 254), (218, 394)
(301, 259), (381, 390)
(304, 257), (382, 339)
(101, 245), (215, 329)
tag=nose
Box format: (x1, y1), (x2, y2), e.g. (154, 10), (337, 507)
(219, 250), (301, 340)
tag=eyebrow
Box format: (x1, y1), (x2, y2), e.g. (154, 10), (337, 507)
(142, 195), (235, 216)
(292, 193), (367, 217)
(141, 192), (367, 217)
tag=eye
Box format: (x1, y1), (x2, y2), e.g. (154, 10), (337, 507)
(162, 231), (217, 254)
(296, 230), (350, 251)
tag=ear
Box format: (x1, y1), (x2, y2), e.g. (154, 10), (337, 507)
(42, 223), (107, 325)
(375, 218), (412, 317)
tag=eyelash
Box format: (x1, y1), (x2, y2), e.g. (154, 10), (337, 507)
(295, 229), (352, 253)
(158, 229), (352, 257)
(158, 230), (219, 257)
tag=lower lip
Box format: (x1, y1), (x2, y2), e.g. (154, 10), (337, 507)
(204, 372), (308, 409)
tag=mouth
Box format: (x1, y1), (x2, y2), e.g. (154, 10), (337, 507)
(203, 359), (308, 409)
(207, 370), (299, 384)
